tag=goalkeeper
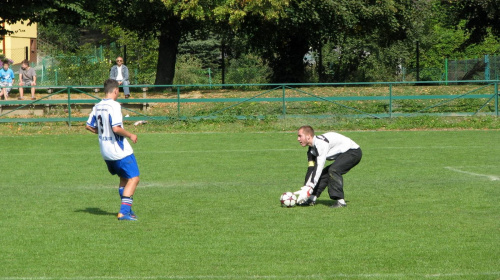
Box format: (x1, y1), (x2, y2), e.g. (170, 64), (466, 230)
(295, 126), (362, 208)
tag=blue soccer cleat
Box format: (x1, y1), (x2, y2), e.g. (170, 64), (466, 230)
(129, 209), (137, 219)
(117, 213), (137, 221)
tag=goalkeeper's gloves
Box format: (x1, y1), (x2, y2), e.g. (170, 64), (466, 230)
(294, 184), (314, 204)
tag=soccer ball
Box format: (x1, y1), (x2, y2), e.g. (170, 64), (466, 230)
(280, 192), (297, 207)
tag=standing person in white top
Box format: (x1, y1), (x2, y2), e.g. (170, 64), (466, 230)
(295, 125), (362, 208)
(86, 79), (140, 220)
(109, 56), (130, 98)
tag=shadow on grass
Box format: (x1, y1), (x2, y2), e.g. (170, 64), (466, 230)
(74, 207), (116, 216)
(313, 200), (350, 207)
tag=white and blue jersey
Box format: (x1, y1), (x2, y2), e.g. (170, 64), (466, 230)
(86, 99), (133, 161)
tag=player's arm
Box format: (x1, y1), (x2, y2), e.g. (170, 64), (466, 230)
(85, 109), (98, 134)
(112, 126), (137, 143)
(85, 125), (97, 134)
(295, 148), (319, 203)
(310, 153), (327, 188)
(304, 147), (317, 186)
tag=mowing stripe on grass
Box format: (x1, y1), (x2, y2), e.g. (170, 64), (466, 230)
(3, 272), (500, 279)
(72, 181), (230, 190)
(1, 149), (298, 157)
(445, 166), (500, 181)
(3, 145), (490, 157)
(372, 146), (486, 149)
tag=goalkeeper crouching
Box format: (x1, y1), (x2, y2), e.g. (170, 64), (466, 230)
(295, 126), (362, 208)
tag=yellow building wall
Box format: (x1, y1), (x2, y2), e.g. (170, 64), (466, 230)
(1, 21), (38, 65)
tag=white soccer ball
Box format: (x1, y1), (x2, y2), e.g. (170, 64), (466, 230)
(280, 192), (297, 208)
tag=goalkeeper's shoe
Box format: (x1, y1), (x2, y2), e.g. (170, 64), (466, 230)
(117, 213), (138, 221)
(330, 201), (347, 208)
(297, 199), (316, 207)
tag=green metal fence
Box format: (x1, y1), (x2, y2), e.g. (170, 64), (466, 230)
(0, 81), (498, 125)
(396, 55), (499, 82)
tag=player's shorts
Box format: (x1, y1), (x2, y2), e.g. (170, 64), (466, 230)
(105, 153), (140, 179)
(0, 82), (13, 93)
(22, 81), (33, 87)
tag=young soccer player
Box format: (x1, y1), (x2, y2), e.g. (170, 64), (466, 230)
(0, 61), (15, 100)
(295, 125), (362, 208)
(18, 60), (37, 100)
(86, 79), (140, 221)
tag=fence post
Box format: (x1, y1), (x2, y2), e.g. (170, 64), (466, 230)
(454, 58), (457, 82)
(41, 59), (45, 82)
(207, 68), (212, 88)
(67, 87), (72, 127)
(55, 68), (58, 86)
(389, 83), (393, 118)
(485, 55), (490, 80)
(444, 57), (448, 85)
(416, 40), (420, 82)
(123, 45), (127, 65)
(177, 86), (181, 119)
(495, 81), (498, 117)
(282, 85), (286, 118)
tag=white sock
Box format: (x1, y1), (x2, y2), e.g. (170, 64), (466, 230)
(338, 199), (345, 204)
(309, 195), (317, 202)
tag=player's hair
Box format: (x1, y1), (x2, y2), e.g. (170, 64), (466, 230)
(299, 125), (314, 136)
(21, 59), (29, 65)
(104, 79), (119, 94)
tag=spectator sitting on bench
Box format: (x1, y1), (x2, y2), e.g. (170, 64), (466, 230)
(0, 60), (15, 100)
(18, 59), (37, 100)
(109, 56), (130, 98)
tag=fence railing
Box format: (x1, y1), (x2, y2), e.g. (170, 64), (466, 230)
(0, 81), (498, 125)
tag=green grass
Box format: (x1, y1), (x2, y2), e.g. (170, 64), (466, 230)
(1, 130), (499, 279)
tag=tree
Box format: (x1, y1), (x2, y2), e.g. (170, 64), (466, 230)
(0, 1), (91, 36)
(34, 0), (217, 86)
(218, 0), (417, 83)
(442, 0), (500, 48)
(98, 0), (217, 86)
(0, 0), (49, 36)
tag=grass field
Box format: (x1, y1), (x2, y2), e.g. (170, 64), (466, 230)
(1, 130), (499, 279)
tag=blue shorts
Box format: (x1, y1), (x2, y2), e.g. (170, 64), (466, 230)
(105, 154), (140, 179)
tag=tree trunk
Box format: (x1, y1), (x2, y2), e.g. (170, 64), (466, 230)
(155, 22), (181, 86)
(270, 35), (309, 83)
(318, 41), (324, 83)
(221, 39), (226, 85)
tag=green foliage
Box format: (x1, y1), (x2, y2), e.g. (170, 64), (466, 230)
(38, 22), (82, 53)
(173, 54), (209, 85)
(440, 0), (500, 47)
(9, 0), (500, 86)
(405, 1), (500, 81)
(41, 44), (110, 86)
(225, 53), (271, 84)
(0, 0), (53, 36)
(178, 32), (221, 70)
(103, 26), (159, 84)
